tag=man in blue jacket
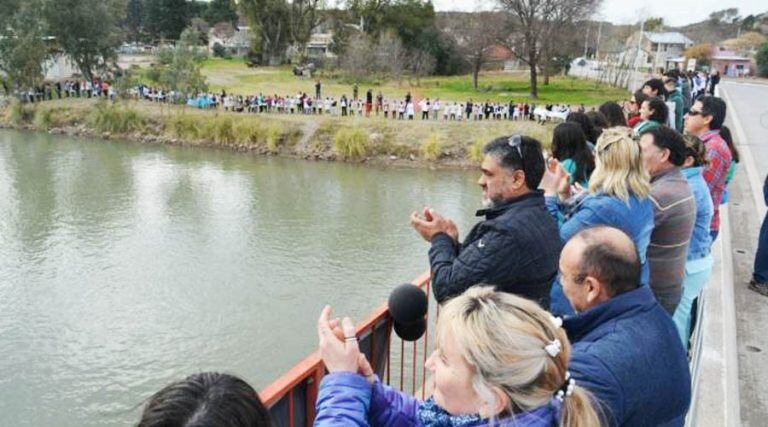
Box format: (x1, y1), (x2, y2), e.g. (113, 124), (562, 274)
(559, 226), (691, 426)
(410, 135), (561, 307)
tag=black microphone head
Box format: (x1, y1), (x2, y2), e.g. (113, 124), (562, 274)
(388, 283), (428, 324)
(393, 318), (427, 342)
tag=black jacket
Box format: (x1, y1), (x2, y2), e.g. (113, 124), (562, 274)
(428, 191), (561, 308)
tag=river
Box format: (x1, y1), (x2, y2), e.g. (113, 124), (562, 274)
(0, 130), (480, 426)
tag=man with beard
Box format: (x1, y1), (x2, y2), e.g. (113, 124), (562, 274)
(410, 135), (561, 307)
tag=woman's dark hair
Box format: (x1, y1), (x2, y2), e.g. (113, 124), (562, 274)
(138, 372), (271, 427)
(632, 89), (649, 111)
(566, 111), (599, 143)
(483, 135), (546, 190)
(643, 78), (667, 98)
(551, 122), (595, 184)
(586, 111), (607, 140)
(598, 102), (628, 127)
(719, 125), (739, 163)
(645, 97), (669, 124)
(682, 134), (709, 167)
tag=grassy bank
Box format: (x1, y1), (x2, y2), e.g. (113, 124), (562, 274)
(0, 98), (556, 168)
(195, 58), (627, 105)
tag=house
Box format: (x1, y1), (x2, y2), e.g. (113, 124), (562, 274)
(306, 33), (335, 60)
(625, 31), (694, 72)
(208, 24), (251, 57)
(710, 46), (752, 77)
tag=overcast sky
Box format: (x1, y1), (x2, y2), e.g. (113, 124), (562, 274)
(430, 0), (766, 27)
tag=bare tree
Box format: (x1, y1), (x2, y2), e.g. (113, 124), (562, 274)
(288, 0), (324, 58)
(498, 0), (600, 98)
(440, 12), (509, 90)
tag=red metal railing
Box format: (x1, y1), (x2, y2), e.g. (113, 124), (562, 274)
(259, 270), (432, 426)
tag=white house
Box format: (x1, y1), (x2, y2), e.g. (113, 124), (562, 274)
(624, 31), (694, 72)
(208, 25), (251, 57)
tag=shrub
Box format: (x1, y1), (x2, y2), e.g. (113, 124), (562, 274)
(233, 119), (263, 146)
(467, 137), (486, 162)
(33, 107), (54, 130)
(333, 127), (369, 159)
(166, 113), (201, 140)
(265, 123), (282, 152)
(757, 43), (768, 78)
(421, 133), (442, 161)
(7, 99), (34, 126)
(89, 101), (145, 133)
(200, 115), (236, 145)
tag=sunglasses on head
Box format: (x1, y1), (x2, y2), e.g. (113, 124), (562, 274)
(508, 134), (525, 167)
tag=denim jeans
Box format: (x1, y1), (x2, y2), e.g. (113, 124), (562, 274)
(673, 256), (713, 347)
(754, 212), (768, 283)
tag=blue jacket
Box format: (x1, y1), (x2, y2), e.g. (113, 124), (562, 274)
(430, 191), (560, 308)
(563, 286), (691, 427)
(314, 372), (560, 426)
(682, 167), (713, 260)
(546, 192), (654, 315)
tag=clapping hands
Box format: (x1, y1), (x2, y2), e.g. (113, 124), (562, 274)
(317, 305), (376, 384)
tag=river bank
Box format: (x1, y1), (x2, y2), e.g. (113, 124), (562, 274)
(0, 98), (555, 169)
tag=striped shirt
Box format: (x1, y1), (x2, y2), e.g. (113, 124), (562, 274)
(648, 167), (696, 314)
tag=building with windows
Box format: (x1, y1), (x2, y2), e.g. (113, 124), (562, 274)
(625, 31), (694, 72)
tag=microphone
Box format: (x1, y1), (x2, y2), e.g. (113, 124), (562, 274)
(388, 284), (428, 341)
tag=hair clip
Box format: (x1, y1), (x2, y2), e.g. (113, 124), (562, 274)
(554, 372), (576, 401)
(544, 338), (562, 357)
(549, 315), (563, 329)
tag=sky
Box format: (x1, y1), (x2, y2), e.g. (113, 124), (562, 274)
(431, 0), (766, 27)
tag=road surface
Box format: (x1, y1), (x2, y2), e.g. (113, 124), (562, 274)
(720, 80), (768, 426)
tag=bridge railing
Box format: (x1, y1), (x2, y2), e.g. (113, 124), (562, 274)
(259, 270), (432, 426)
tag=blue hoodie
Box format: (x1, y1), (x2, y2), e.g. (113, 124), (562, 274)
(314, 372), (560, 427)
(563, 286), (691, 426)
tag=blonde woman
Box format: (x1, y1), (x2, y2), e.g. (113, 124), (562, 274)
(314, 287), (600, 426)
(541, 127), (654, 315)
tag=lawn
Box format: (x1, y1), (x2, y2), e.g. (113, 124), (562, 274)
(199, 58), (628, 106)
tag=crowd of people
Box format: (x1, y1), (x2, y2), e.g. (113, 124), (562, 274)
(17, 77), (595, 126)
(39, 69), (765, 426)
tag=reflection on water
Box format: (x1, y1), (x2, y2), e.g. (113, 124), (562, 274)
(0, 130), (481, 426)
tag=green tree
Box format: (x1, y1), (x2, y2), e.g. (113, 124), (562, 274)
(203, 0), (238, 26)
(43, 0), (124, 82)
(148, 28), (208, 95)
(757, 43), (768, 78)
(126, 0), (143, 43)
(239, 0), (290, 64)
(144, 0), (190, 41)
(0, 1), (49, 90)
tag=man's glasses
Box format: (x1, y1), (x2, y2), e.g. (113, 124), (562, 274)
(687, 109), (703, 116)
(508, 134), (525, 169)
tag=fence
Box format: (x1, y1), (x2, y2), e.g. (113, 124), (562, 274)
(259, 270), (432, 426)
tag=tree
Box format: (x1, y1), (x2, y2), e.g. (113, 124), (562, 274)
(756, 43), (768, 78)
(43, 0), (125, 82)
(709, 8), (741, 25)
(203, 0), (238, 26)
(125, 0), (144, 43)
(723, 32), (767, 53)
(148, 29), (208, 95)
(287, 0), (324, 59)
(144, 0), (190, 41)
(441, 12), (508, 90)
(684, 43), (713, 67)
(239, 0), (290, 64)
(498, 0), (600, 98)
(0, 1), (49, 91)
(347, 0), (391, 35)
(643, 17), (664, 32)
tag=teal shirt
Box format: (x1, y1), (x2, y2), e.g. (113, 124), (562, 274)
(561, 158), (590, 187)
